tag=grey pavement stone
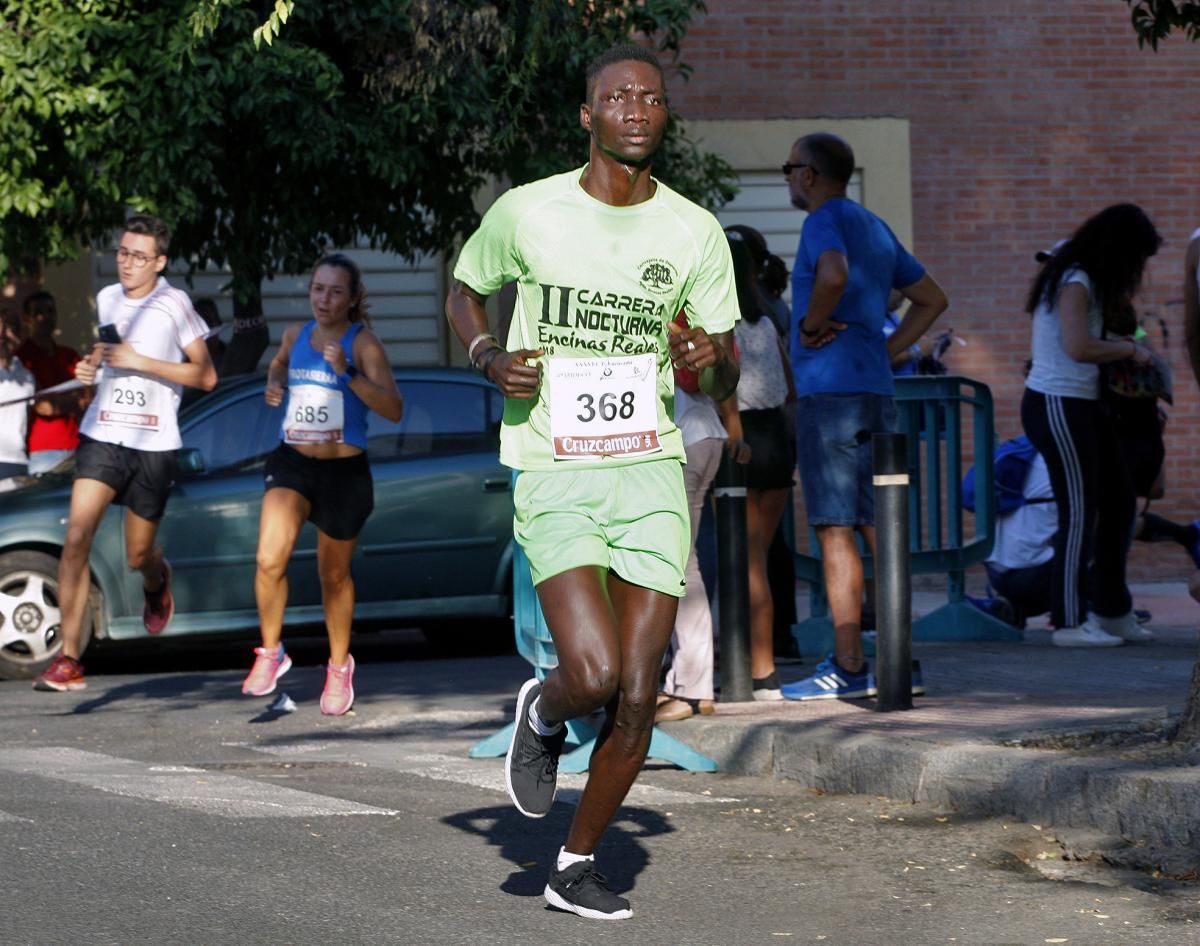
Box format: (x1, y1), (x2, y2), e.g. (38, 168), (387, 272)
(652, 581), (1200, 862)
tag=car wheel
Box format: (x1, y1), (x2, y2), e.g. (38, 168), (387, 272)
(0, 550), (94, 681)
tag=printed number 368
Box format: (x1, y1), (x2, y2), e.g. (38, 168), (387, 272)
(575, 391), (635, 423)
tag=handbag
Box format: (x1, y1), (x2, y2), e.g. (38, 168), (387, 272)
(1101, 347), (1173, 404)
(1100, 328), (1173, 405)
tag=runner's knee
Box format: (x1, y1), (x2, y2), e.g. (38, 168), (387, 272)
(126, 545), (157, 572)
(318, 562), (352, 593)
(256, 549), (289, 581)
(558, 655), (619, 706)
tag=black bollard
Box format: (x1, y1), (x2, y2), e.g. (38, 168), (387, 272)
(872, 432), (913, 711)
(714, 450), (753, 703)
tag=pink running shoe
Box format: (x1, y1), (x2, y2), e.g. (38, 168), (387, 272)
(242, 645), (292, 696)
(320, 655), (355, 716)
(143, 559), (174, 635)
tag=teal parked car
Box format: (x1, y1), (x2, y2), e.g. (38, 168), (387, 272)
(0, 368), (515, 680)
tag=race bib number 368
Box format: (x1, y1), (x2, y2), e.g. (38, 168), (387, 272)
(548, 354), (661, 460)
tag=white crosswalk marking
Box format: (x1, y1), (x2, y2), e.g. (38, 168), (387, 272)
(230, 735), (741, 806)
(0, 748), (397, 818)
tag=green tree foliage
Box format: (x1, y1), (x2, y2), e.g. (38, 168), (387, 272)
(1127, 0), (1200, 48)
(1, 1), (734, 316)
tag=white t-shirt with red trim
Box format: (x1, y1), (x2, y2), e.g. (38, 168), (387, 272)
(81, 277), (207, 451)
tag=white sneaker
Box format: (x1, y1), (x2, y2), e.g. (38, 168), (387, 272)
(1052, 619), (1124, 648)
(1093, 611), (1155, 642)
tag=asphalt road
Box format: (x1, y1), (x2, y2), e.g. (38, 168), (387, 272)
(0, 646), (1196, 946)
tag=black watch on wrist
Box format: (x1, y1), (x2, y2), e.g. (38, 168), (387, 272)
(800, 322), (821, 338)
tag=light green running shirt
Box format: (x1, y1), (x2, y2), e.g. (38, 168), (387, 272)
(454, 167), (738, 471)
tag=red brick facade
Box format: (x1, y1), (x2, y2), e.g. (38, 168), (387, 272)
(672, 0), (1200, 580)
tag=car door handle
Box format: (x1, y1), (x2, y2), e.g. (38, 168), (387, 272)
(482, 477), (511, 493)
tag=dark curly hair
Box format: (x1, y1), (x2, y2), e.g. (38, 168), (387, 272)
(1025, 203), (1161, 334)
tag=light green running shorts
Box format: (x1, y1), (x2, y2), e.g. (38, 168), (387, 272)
(513, 459), (690, 598)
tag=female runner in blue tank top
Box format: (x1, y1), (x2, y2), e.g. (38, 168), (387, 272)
(241, 254), (403, 714)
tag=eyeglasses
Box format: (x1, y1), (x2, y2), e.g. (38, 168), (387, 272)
(116, 247), (161, 268)
(781, 162), (816, 176)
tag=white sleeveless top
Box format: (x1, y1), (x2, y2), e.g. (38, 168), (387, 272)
(733, 316), (789, 410)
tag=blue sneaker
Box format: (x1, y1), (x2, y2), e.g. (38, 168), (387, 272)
(780, 657), (872, 701)
(866, 659), (926, 697)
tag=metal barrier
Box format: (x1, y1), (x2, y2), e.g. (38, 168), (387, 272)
(790, 375), (1015, 656)
(469, 475), (717, 773)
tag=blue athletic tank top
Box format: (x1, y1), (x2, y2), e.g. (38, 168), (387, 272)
(281, 320), (369, 449)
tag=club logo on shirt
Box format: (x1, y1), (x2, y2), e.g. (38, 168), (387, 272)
(638, 258), (677, 295)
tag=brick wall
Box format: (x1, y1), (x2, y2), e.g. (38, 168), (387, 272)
(671, 0), (1200, 582)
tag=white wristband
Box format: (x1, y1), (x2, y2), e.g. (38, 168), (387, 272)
(467, 332), (498, 363)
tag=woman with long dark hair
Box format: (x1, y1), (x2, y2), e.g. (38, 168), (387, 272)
(242, 254), (403, 712)
(1021, 204), (1160, 647)
(725, 229), (795, 695)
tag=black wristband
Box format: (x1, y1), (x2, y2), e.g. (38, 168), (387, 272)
(476, 346), (503, 382)
(800, 322), (821, 338)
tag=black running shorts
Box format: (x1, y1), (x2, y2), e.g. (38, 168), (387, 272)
(74, 435), (177, 521)
(263, 443), (374, 541)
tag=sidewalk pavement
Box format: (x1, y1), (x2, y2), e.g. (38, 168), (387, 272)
(650, 581), (1200, 867)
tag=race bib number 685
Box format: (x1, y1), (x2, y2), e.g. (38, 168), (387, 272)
(548, 354), (661, 460)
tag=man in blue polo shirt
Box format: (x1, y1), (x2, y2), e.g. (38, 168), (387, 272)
(781, 132), (948, 700)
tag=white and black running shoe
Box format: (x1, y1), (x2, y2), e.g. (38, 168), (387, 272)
(505, 678), (567, 818)
(544, 860), (632, 920)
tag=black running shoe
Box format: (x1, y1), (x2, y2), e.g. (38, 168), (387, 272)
(544, 860), (632, 920)
(505, 678), (566, 818)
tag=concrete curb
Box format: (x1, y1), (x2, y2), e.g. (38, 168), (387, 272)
(659, 713), (1200, 855)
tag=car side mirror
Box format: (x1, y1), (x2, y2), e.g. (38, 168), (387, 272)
(177, 447), (206, 475)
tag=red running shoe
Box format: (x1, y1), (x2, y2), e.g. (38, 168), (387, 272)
(143, 559), (174, 635)
(33, 654), (86, 691)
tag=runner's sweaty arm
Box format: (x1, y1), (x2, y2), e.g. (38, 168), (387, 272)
(446, 281), (542, 399)
(667, 321), (739, 402)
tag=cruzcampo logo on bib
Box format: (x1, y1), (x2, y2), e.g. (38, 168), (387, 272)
(548, 354), (662, 460)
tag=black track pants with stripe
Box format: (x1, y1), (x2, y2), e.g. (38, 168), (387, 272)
(1020, 388), (1134, 630)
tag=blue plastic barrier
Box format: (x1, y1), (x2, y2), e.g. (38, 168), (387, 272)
(469, 481), (717, 773)
(790, 375), (1015, 655)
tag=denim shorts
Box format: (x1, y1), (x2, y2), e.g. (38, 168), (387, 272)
(794, 393), (896, 526)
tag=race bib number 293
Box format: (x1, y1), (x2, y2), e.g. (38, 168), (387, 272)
(98, 377), (161, 431)
(548, 354), (661, 460)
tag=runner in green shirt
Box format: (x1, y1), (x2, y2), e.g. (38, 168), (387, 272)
(446, 43), (739, 921)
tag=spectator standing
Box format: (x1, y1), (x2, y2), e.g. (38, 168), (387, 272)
(0, 317), (35, 479)
(778, 132), (947, 701)
(1020, 203), (1161, 647)
(1185, 226), (1200, 390)
(17, 291), (88, 474)
(722, 230), (800, 661)
(726, 229), (796, 699)
(655, 382), (744, 722)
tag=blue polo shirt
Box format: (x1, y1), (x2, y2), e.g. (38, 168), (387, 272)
(790, 197), (925, 397)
